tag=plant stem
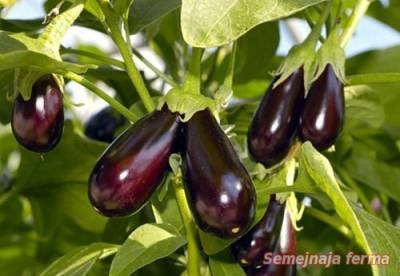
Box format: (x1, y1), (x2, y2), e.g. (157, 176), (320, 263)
(64, 72), (139, 122)
(306, 207), (353, 239)
(340, 0), (372, 48)
(62, 47), (178, 87)
(96, 0), (154, 112)
(131, 48), (178, 87)
(171, 176), (201, 276)
(303, 0), (332, 47)
(346, 73), (400, 86)
(61, 47), (125, 68)
(183, 47), (203, 94)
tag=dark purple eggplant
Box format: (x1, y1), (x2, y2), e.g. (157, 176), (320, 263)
(11, 75), (64, 152)
(182, 109), (256, 239)
(85, 107), (126, 143)
(232, 196), (285, 268)
(248, 69), (304, 167)
(89, 107), (181, 217)
(299, 64), (344, 150)
(247, 208), (297, 276)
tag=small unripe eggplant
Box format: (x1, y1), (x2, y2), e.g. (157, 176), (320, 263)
(299, 64), (344, 150)
(232, 196), (285, 268)
(182, 109), (256, 239)
(85, 107), (126, 143)
(11, 75), (64, 152)
(89, 107), (181, 217)
(247, 208), (297, 276)
(248, 69), (304, 167)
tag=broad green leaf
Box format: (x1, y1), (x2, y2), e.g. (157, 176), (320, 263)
(300, 142), (399, 276)
(128, 0), (181, 34)
(41, 243), (119, 276)
(209, 250), (245, 276)
(0, 18), (43, 33)
(181, 0), (324, 47)
(351, 204), (400, 274)
(344, 156), (400, 203)
(0, 51), (93, 74)
(346, 99), (384, 131)
(346, 46), (400, 137)
(233, 22), (279, 99)
(369, 0), (400, 32)
(15, 121), (107, 237)
(110, 223), (186, 276)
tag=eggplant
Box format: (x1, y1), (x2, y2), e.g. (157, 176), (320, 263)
(247, 208), (297, 276)
(11, 75), (64, 152)
(182, 109), (256, 239)
(85, 107), (126, 143)
(248, 69), (304, 167)
(232, 196), (285, 268)
(299, 64), (344, 150)
(89, 107), (181, 217)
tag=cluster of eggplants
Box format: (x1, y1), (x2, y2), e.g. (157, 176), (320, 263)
(232, 196), (297, 276)
(85, 107), (126, 143)
(11, 75), (64, 153)
(248, 64), (344, 167)
(89, 107), (256, 239)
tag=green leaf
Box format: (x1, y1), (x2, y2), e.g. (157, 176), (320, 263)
(0, 18), (43, 33)
(351, 204), (400, 275)
(181, 0), (324, 47)
(233, 22), (279, 99)
(209, 250), (245, 276)
(38, 3), (84, 58)
(41, 243), (119, 276)
(369, 0), (400, 32)
(344, 156), (400, 203)
(128, 0), (181, 34)
(300, 142), (399, 276)
(344, 88), (385, 133)
(0, 49), (93, 100)
(110, 223), (186, 276)
(15, 121), (107, 237)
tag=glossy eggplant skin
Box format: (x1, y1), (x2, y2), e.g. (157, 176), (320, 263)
(232, 196), (285, 268)
(247, 208), (297, 276)
(85, 107), (126, 143)
(299, 64), (344, 150)
(248, 69), (304, 168)
(182, 109), (256, 239)
(11, 75), (64, 152)
(89, 107), (181, 217)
